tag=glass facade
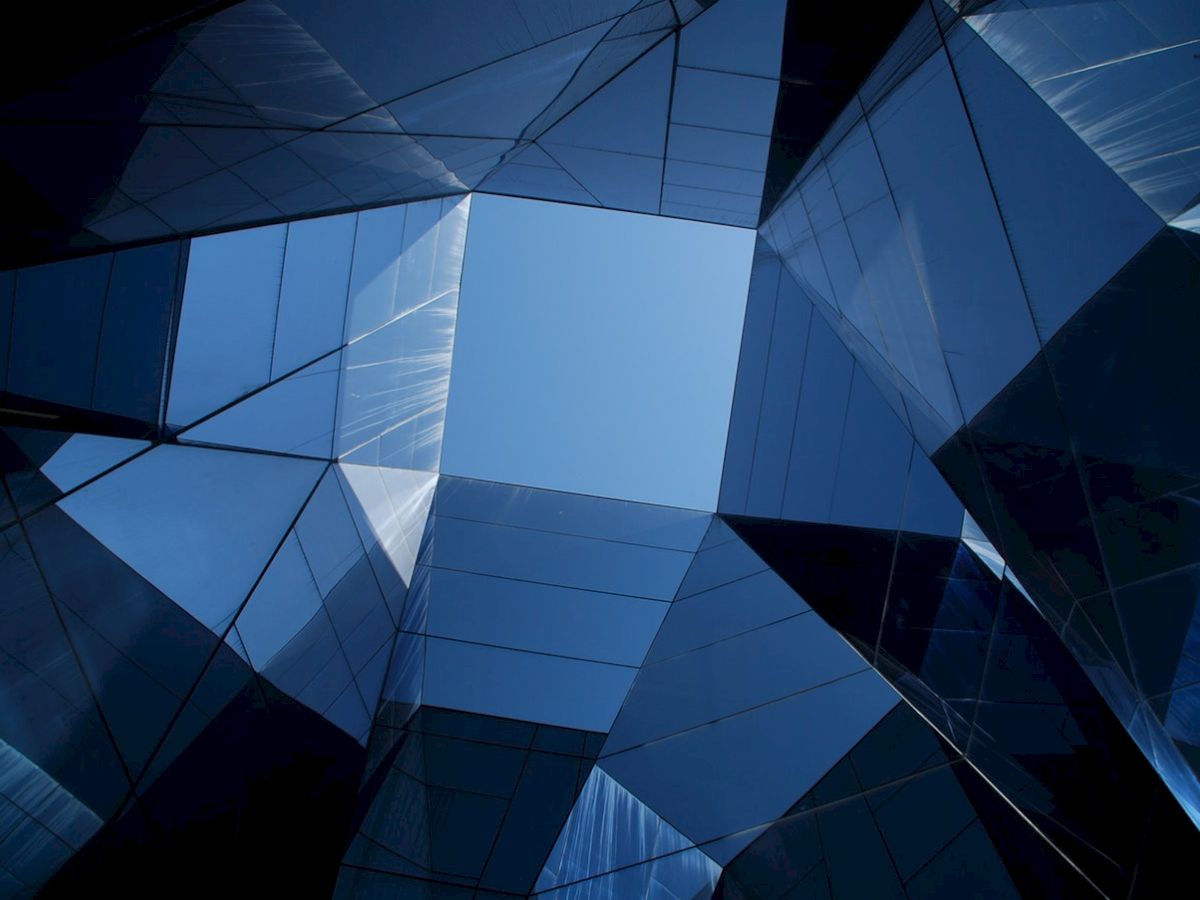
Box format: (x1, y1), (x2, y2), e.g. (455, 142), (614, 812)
(1, 1), (1198, 897)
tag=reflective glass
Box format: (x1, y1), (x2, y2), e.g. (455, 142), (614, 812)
(430, 516), (693, 600)
(426, 570), (667, 666)
(435, 477), (710, 551)
(58, 446), (325, 631)
(40, 436), (148, 492)
(388, 25), (607, 140)
(541, 40), (673, 158)
(600, 670), (899, 856)
(606, 612), (870, 753)
(948, 26), (1162, 340)
(167, 224), (287, 426)
(181, 353), (340, 458)
(423, 638), (636, 732)
(272, 214), (356, 378)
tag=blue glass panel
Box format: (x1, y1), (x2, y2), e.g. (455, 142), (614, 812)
(93, 241), (180, 422)
(674, 527), (768, 599)
(345, 196), (468, 342)
(542, 145), (662, 214)
(541, 39), (673, 157)
(434, 478), (711, 551)
(970, 0), (1200, 222)
(677, 0), (787, 78)
(7, 255), (109, 409)
(39, 436), (148, 492)
(535, 847), (719, 900)
(537, 767), (692, 891)
(388, 24), (607, 139)
(719, 240), (784, 515)
(842, 196), (962, 431)
(423, 638), (636, 731)
(825, 119), (889, 218)
(430, 516), (694, 600)
(667, 123), (770, 172)
(869, 47), (1039, 421)
(948, 26), (1163, 340)
(272, 213), (356, 378)
(479, 143), (600, 207)
(599, 669), (898, 857)
(605, 612), (870, 753)
(57, 446), (325, 631)
(181, 352), (340, 458)
(671, 68), (777, 136)
(337, 290), (458, 470)
(295, 468), (365, 597)
(781, 313), (854, 522)
(747, 265), (812, 518)
(167, 224), (287, 426)
(829, 367), (913, 530)
(426, 569), (667, 666)
(283, 0), (632, 107)
(902, 449), (964, 538)
(648, 569), (808, 664)
(338, 463), (437, 593)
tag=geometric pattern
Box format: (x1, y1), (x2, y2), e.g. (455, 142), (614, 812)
(0, 1), (1198, 897)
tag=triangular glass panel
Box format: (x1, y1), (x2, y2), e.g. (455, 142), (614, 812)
(57, 446), (325, 632)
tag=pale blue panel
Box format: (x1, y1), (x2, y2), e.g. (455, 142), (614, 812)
(168, 224), (287, 426)
(430, 516), (694, 600)
(40, 436), (149, 492)
(434, 477), (711, 551)
(345, 196), (469, 341)
(295, 468), (365, 597)
(424, 638), (636, 731)
(236, 532), (324, 670)
(605, 612), (865, 753)
(336, 291), (458, 469)
(338, 464), (437, 589)
(58, 446), (325, 631)
(272, 212), (357, 378)
(600, 670), (899, 856)
(426, 569), (668, 666)
(180, 352), (340, 458)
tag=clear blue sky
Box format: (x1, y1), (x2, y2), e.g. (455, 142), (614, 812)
(441, 194), (754, 510)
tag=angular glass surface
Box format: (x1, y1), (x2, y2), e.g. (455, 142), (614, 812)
(57, 446), (325, 631)
(167, 224), (287, 427)
(423, 639), (637, 732)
